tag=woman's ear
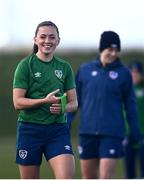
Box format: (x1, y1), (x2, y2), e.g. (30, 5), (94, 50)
(57, 37), (60, 46)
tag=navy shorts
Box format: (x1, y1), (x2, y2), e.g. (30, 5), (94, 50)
(16, 122), (74, 165)
(78, 134), (124, 159)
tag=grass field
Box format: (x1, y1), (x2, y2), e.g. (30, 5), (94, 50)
(1, 51), (143, 179)
(1, 135), (126, 179)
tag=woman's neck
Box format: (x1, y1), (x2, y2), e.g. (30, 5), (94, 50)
(36, 52), (53, 62)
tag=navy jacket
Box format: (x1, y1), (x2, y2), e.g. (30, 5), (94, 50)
(67, 58), (140, 139)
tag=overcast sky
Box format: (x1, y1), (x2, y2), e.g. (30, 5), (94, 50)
(0, 0), (144, 50)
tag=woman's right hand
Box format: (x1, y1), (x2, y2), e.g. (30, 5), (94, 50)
(44, 89), (60, 103)
(13, 88), (61, 110)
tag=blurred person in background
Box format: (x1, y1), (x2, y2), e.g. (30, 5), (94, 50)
(67, 31), (140, 179)
(13, 21), (78, 179)
(123, 61), (144, 179)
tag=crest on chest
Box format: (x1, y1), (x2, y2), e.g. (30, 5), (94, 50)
(54, 70), (63, 79)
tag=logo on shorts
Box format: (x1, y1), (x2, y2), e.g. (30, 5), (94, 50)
(64, 145), (71, 150)
(78, 145), (83, 154)
(109, 149), (115, 155)
(19, 150), (28, 159)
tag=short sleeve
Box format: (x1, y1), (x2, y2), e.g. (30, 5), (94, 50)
(64, 63), (76, 91)
(13, 59), (29, 90)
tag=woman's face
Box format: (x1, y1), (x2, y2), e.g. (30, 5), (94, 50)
(131, 69), (143, 85)
(100, 48), (120, 66)
(34, 26), (60, 57)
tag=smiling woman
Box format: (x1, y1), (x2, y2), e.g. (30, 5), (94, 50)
(66, 30), (141, 179)
(12, 21), (78, 179)
(33, 21), (60, 60)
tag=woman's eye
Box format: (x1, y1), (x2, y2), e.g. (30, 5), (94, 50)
(49, 36), (55, 39)
(40, 36), (45, 39)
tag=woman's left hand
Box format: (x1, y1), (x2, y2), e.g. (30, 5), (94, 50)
(50, 103), (61, 114)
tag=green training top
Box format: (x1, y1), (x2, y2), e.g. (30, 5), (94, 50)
(13, 54), (75, 124)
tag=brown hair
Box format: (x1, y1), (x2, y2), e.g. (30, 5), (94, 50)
(32, 21), (59, 53)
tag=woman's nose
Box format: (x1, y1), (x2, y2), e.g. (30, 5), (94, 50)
(45, 37), (49, 42)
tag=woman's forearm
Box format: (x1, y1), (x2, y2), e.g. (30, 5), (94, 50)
(66, 100), (78, 112)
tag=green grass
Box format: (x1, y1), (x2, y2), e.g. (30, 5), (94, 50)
(1, 51), (143, 178)
(1, 136), (126, 179)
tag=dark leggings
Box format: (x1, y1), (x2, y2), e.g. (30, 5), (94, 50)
(124, 137), (144, 178)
